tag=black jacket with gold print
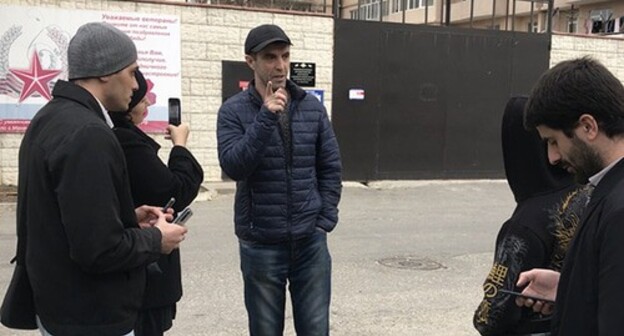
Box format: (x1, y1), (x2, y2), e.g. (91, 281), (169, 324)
(473, 97), (591, 335)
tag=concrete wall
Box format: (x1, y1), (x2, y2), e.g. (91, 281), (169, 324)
(0, 0), (333, 185)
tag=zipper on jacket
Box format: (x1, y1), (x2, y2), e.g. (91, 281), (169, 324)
(278, 108), (294, 244)
(249, 187), (254, 229)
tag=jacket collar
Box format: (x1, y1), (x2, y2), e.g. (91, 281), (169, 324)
(52, 80), (106, 123)
(109, 112), (161, 151)
(585, 157), (624, 209)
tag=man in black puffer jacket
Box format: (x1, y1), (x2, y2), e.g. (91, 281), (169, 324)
(217, 24), (342, 336)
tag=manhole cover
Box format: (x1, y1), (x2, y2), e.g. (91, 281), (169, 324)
(377, 256), (445, 270)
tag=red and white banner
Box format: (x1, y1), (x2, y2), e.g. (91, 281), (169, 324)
(0, 5), (181, 133)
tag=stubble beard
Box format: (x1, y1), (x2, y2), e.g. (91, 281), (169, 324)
(569, 137), (604, 184)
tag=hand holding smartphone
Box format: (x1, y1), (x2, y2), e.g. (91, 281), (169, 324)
(174, 207), (193, 226)
(162, 197), (175, 212)
(168, 98), (181, 126)
(498, 288), (555, 304)
(147, 197), (176, 274)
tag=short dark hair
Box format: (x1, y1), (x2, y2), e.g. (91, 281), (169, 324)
(524, 57), (624, 138)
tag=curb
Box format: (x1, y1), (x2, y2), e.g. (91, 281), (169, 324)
(194, 179), (507, 201)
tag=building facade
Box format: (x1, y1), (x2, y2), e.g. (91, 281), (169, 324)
(341, 0), (624, 35)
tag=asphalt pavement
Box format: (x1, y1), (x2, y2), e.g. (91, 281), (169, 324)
(0, 180), (514, 336)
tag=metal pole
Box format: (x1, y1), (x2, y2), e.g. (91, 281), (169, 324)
(402, 0), (406, 23)
(379, 0), (383, 22)
(511, 0), (516, 31)
(445, 0), (451, 26)
(547, 0), (553, 33)
(470, 0), (474, 28)
(530, 1), (534, 32)
(505, 0), (509, 30)
(491, 0), (496, 29)
(425, 0), (429, 25)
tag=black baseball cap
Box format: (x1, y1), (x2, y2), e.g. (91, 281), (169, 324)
(244, 24), (292, 54)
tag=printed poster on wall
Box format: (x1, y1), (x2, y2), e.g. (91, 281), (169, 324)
(0, 5), (181, 133)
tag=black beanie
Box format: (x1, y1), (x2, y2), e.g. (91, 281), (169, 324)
(128, 70), (148, 111)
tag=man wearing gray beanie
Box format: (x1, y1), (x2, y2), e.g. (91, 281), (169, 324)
(68, 22), (138, 81)
(2, 22), (188, 336)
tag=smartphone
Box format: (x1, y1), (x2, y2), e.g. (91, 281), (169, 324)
(162, 197), (176, 212)
(173, 207), (193, 225)
(168, 98), (181, 126)
(498, 289), (555, 304)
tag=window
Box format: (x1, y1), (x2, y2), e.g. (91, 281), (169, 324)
(566, 9), (579, 33)
(350, 0), (405, 19)
(568, 19), (578, 33)
(358, 0), (375, 20)
(358, 0), (389, 20)
(528, 21), (538, 33)
(391, 0), (402, 13)
(406, 0), (432, 10)
(590, 9), (614, 33)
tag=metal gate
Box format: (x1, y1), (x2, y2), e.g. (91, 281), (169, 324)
(332, 19), (551, 181)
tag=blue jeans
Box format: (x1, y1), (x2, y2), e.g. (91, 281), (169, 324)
(239, 230), (332, 336)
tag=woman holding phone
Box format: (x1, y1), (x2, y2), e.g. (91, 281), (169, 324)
(109, 70), (204, 336)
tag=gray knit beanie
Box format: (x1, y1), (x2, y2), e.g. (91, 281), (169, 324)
(68, 22), (137, 80)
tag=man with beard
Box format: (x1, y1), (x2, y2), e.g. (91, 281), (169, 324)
(515, 57), (624, 335)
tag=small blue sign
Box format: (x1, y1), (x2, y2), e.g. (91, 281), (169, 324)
(306, 89), (324, 104)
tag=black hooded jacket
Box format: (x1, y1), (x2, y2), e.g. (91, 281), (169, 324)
(473, 96), (591, 335)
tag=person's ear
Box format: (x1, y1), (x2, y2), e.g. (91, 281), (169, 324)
(245, 55), (255, 71)
(578, 114), (598, 140)
(99, 74), (112, 83)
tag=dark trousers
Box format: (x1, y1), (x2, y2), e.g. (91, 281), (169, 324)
(134, 305), (175, 336)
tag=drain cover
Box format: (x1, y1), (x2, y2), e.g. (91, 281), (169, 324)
(377, 256), (445, 270)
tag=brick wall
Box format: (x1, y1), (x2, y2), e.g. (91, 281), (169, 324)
(0, 0), (334, 184)
(2, 2), (624, 186)
(551, 33), (624, 83)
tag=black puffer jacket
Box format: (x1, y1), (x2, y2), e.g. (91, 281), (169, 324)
(217, 79), (342, 244)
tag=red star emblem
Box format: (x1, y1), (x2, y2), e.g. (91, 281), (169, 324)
(9, 51), (61, 103)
